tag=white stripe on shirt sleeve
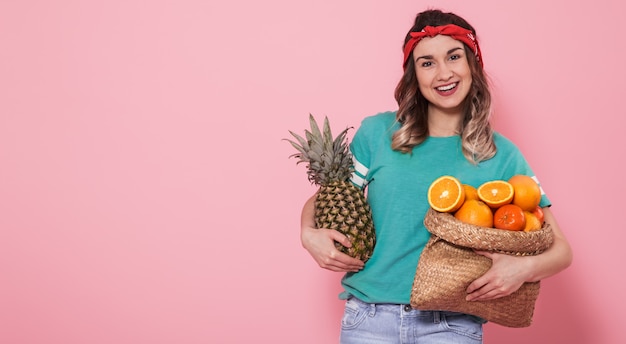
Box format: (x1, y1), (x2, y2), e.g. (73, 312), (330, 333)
(531, 175), (546, 196)
(352, 156), (368, 177)
(350, 173), (366, 188)
(350, 156), (368, 188)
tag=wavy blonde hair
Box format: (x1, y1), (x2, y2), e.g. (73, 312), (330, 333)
(392, 9), (496, 164)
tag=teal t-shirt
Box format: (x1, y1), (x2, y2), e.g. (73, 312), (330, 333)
(340, 111), (550, 304)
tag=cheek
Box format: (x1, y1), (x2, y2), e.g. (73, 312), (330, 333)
(417, 81), (433, 100)
(463, 74), (473, 92)
(415, 72), (432, 92)
(456, 66), (472, 90)
(459, 65), (473, 83)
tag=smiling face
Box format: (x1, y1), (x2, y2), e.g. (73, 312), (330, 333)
(412, 35), (472, 118)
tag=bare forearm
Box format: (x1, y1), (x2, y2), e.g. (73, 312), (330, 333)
(526, 207), (573, 282)
(301, 194), (316, 231)
(299, 192), (364, 271)
(466, 207), (573, 301)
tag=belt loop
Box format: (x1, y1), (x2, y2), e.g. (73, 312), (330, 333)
(368, 303), (376, 316)
(433, 311), (441, 324)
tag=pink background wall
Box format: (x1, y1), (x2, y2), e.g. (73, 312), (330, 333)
(1, 1), (623, 343)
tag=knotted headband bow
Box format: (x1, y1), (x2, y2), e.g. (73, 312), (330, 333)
(402, 24), (483, 69)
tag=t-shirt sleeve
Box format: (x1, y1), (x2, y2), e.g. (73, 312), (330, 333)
(497, 135), (552, 207)
(349, 118), (372, 189)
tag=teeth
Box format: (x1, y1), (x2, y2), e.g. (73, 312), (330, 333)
(437, 83), (457, 91)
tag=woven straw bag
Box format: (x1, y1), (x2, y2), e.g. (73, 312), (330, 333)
(410, 208), (554, 327)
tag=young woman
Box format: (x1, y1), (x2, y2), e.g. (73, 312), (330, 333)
(300, 9), (572, 343)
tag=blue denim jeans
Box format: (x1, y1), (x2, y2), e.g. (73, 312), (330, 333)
(340, 297), (486, 344)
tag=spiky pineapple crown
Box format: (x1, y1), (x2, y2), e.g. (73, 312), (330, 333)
(285, 114), (354, 186)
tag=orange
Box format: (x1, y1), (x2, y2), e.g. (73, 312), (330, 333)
(427, 175), (465, 213)
(523, 211), (542, 231)
(508, 175), (542, 211)
(493, 204), (526, 231)
(532, 206), (545, 224)
(463, 184), (479, 201)
(477, 180), (514, 208)
(454, 199), (494, 227)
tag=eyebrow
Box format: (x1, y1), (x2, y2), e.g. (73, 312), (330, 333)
(414, 47), (464, 62)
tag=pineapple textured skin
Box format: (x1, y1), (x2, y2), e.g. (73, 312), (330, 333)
(315, 181), (375, 262)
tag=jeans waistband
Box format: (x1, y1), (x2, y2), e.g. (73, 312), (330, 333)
(347, 296), (430, 316)
(346, 296), (486, 323)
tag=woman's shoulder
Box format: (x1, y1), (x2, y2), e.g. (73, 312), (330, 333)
(493, 131), (522, 154)
(359, 111), (398, 131)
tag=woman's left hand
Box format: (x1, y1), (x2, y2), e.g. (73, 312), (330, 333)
(465, 207), (573, 302)
(464, 251), (532, 301)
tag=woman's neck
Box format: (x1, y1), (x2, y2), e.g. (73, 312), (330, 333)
(427, 107), (463, 137)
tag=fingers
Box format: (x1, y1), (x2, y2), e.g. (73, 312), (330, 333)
(473, 250), (493, 259)
(301, 227), (365, 272)
(465, 279), (500, 301)
(465, 271), (489, 299)
(466, 273), (522, 301)
(318, 249), (364, 272)
(466, 277), (502, 301)
(466, 286), (507, 301)
(323, 231), (364, 272)
(329, 229), (352, 249)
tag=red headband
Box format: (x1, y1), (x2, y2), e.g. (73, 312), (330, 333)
(402, 24), (483, 69)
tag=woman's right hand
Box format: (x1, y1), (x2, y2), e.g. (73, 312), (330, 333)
(301, 225), (365, 272)
(300, 194), (365, 272)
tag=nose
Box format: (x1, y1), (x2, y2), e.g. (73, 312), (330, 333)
(437, 63), (454, 80)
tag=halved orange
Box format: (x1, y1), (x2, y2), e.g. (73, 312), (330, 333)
(477, 180), (514, 208)
(427, 175), (465, 213)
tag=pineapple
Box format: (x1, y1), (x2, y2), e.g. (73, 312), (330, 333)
(285, 114), (375, 262)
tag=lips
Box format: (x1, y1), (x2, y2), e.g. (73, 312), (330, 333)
(436, 82), (457, 92)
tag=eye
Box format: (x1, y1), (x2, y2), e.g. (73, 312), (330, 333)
(449, 54), (461, 61)
(421, 61), (433, 67)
